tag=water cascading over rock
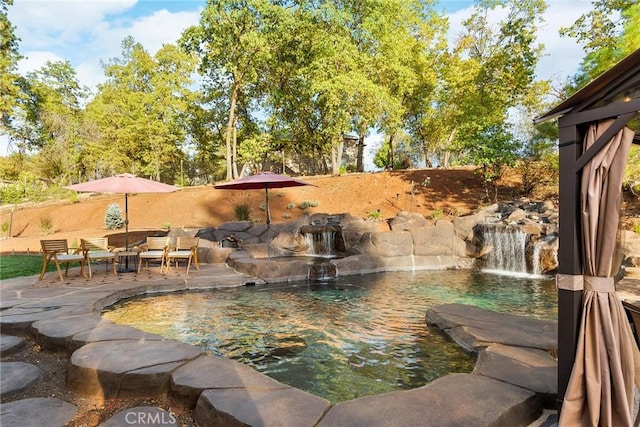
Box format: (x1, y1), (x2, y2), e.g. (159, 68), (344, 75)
(474, 223), (555, 275)
(298, 224), (346, 258)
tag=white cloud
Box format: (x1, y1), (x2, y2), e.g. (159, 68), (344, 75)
(8, 1), (201, 89)
(445, 0), (593, 84)
(17, 51), (65, 75)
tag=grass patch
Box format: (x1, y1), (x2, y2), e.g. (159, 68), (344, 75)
(0, 254), (57, 280)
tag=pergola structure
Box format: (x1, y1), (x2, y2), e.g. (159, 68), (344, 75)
(535, 48), (640, 421)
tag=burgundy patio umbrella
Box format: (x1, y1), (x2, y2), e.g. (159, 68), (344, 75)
(215, 172), (316, 226)
(65, 173), (178, 249)
(214, 172), (316, 254)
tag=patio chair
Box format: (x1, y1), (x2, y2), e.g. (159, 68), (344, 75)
(165, 237), (200, 274)
(137, 236), (170, 273)
(81, 237), (116, 278)
(39, 239), (85, 281)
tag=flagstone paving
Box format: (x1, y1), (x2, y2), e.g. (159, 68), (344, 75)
(2, 263), (639, 426)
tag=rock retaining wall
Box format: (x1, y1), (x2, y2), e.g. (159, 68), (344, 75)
(155, 199), (640, 283)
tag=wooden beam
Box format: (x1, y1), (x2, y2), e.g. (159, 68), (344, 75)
(556, 122), (584, 411)
(561, 98), (640, 127)
(574, 112), (636, 172)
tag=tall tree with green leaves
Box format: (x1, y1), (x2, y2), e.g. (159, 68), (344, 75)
(441, 0), (547, 183)
(0, 0), (23, 138)
(560, 0), (639, 86)
(8, 61), (89, 184)
(84, 37), (196, 182)
(181, 0), (279, 180)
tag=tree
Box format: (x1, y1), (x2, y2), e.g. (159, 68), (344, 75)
(439, 0), (547, 177)
(560, 0), (639, 85)
(6, 61), (89, 184)
(463, 124), (519, 201)
(181, 0), (279, 180)
(0, 0), (22, 136)
(84, 37), (196, 182)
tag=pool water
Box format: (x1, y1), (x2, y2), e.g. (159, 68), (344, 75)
(103, 269), (557, 403)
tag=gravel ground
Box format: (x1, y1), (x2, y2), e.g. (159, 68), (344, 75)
(1, 335), (197, 426)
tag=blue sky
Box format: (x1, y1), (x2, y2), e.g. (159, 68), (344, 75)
(4, 0), (594, 159)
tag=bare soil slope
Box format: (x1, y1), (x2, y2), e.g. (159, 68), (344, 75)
(1, 167), (637, 254)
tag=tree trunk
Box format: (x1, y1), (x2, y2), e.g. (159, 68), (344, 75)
(232, 116), (239, 178)
(356, 134), (365, 172)
(331, 135), (344, 176)
(387, 134), (395, 169)
(442, 128), (456, 169)
(225, 84), (239, 180)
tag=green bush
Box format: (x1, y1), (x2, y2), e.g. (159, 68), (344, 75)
(234, 203), (251, 221)
(367, 210), (383, 221)
(299, 200), (319, 209)
(429, 209), (443, 220)
(104, 203), (124, 230)
(1, 221), (9, 238)
(286, 202), (296, 210)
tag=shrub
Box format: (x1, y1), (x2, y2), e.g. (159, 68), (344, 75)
(367, 210), (383, 221)
(286, 202), (296, 210)
(104, 203), (124, 230)
(39, 215), (54, 235)
(299, 200), (319, 209)
(234, 203), (251, 221)
(633, 222), (640, 235)
(282, 212), (292, 219)
(259, 203), (266, 211)
(1, 221), (9, 238)
(429, 209), (443, 220)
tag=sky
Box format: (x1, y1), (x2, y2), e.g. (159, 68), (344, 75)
(3, 0), (595, 161)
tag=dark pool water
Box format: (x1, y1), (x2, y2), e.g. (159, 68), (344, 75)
(102, 269), (557, 403)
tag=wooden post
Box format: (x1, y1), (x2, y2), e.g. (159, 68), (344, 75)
(556, 120), (584, 411)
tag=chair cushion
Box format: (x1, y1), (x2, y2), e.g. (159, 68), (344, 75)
(139, 250), (165, 258)
(167, 250), (192, 257)
(87, 251), (115, 259)
(57, 254), (84, 261)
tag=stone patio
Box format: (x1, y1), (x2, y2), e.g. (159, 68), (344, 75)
(2, 262), (639, 426)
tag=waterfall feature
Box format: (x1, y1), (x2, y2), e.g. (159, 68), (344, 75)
(303, 231), (338, 257)
(476, 223), (545, 275)
(482, 226), (528, 273)
(308, 263), (338, 281)
(299, 224), (346, 259)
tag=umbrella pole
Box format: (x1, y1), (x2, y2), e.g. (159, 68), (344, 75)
(125, 193), (129, 251)
(265, 188), (271, 260)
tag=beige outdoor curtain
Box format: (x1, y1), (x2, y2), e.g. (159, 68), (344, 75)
(559, 120), (640, 426)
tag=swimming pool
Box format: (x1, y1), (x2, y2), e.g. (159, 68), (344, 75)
(103, 269), (556, 403)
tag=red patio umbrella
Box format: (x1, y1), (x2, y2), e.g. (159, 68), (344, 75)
(65, 173), (178, 249)
(214, 172), (316, 227)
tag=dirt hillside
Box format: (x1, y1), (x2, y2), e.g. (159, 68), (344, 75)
(1, 168), (637, 255)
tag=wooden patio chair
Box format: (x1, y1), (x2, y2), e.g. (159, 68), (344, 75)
(165, 237), (200, 274)
(81, 237), (116, 278)
(39, 239), (85, 281)
(137, 236), (170, 273)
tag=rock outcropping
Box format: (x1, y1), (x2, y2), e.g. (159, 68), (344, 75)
(152, 198), (639, 283)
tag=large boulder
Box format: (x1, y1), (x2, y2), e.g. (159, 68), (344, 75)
(413, 221), (467, 257)
(359, 231), (413, 257)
